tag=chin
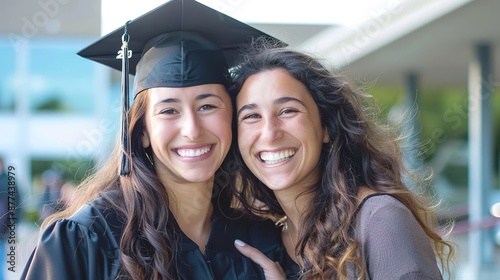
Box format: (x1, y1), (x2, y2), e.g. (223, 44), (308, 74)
(180, 171), (213, 183)
(262, 180), (291, 191)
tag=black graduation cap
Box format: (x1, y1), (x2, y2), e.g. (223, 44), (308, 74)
(77, 0), (285, 176)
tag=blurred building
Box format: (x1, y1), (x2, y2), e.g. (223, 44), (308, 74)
(0, 0), (120, 206)
(1, 0), (498, 279)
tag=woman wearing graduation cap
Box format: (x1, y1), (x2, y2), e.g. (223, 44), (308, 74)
(21, 1), (295, 279)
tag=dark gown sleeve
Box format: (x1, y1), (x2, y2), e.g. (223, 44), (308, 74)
(20, 203), (121, 280)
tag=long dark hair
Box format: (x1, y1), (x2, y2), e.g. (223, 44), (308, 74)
(43, 90), (234, 279)
(230, 41), (454, 279)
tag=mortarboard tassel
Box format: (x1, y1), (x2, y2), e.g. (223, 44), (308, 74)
(118, 21), (132, 176)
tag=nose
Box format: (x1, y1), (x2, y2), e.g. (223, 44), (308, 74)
(180, 111), (204, 140)
(260, 116), (283, 143)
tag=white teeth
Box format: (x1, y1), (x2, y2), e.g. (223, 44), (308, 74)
(177, 146), (211, 158)
(259, 150), (295, 165)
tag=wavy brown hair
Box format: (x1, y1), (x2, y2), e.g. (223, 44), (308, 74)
(230, 41), (455, 279)
(42, 90), (234, 279)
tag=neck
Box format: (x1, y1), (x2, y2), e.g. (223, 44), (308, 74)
(164, 178), (214, 253)
(275, 186), (314, 268)
(275, 187), (312, 229)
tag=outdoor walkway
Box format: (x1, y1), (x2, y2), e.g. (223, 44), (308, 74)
(2, 221), (39, 280)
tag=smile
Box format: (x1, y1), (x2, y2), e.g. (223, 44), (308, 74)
(259, 149), (296, 165)
(176, 145), (212, 158)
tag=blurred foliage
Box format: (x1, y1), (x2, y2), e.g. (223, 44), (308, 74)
(34, 96), (66, 112)
(31, 158), (95, 185)
(368, 86), (499, 164)
(367, 85), (499, 199)
(441, 163), (469, 187)
(23, 209), (40, 224)
(364, 85), (404, 120)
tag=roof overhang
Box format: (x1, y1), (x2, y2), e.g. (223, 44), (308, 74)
(298, 0), (500, 87)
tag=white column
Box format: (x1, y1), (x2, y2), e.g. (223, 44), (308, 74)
(467, 43), (494, 279)
(403, 72), (421, 191)
(13, 41), (32, 205)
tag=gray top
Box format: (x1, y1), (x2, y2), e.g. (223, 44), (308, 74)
(352, 194), (443, 280)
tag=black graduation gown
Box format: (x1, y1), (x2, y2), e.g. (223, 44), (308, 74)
(20, 194), (300, 279)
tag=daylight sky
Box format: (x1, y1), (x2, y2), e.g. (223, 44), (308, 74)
(101, 0), (387, 34)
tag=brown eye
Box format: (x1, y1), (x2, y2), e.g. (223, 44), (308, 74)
(279, 108), (298, 115)
(242, 113), (260, 120)
(160, 108), (177, 115)
(199, 104), (216, 111)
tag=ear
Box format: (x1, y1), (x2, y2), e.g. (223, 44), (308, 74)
(322, 127), (330, 144)
(142, 130), (150, 148)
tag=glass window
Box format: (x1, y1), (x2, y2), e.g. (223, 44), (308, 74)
(29, 40), (96, 114)
(0, 40), (16, 111)
(0, 38), (100, 114)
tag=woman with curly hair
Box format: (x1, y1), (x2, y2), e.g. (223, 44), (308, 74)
(231, 42), (455, 279)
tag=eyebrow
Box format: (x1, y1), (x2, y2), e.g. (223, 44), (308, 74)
(196, 93), (224, 101)
(236, 96), (306, 118)
(154, 93), (224, 108)
(274, 96), (306, 107)
(236, 103), (257, 119)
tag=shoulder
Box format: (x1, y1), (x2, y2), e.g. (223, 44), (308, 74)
(356, 193), (410, 219)
(354, 194), (443, 279)
(35, 194), (122, 261)
(354, 193), (419, 242)
(40, 193), (123, 247)
(21, 195), (122, 279)
(68, 193), (119, 227)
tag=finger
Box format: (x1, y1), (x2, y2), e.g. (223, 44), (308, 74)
(234, 239), (275, 268)
(234, 239), (287, 280)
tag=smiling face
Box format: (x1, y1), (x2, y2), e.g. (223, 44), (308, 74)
(236, 69), (329, 192)
(142, 84), (232, 185)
